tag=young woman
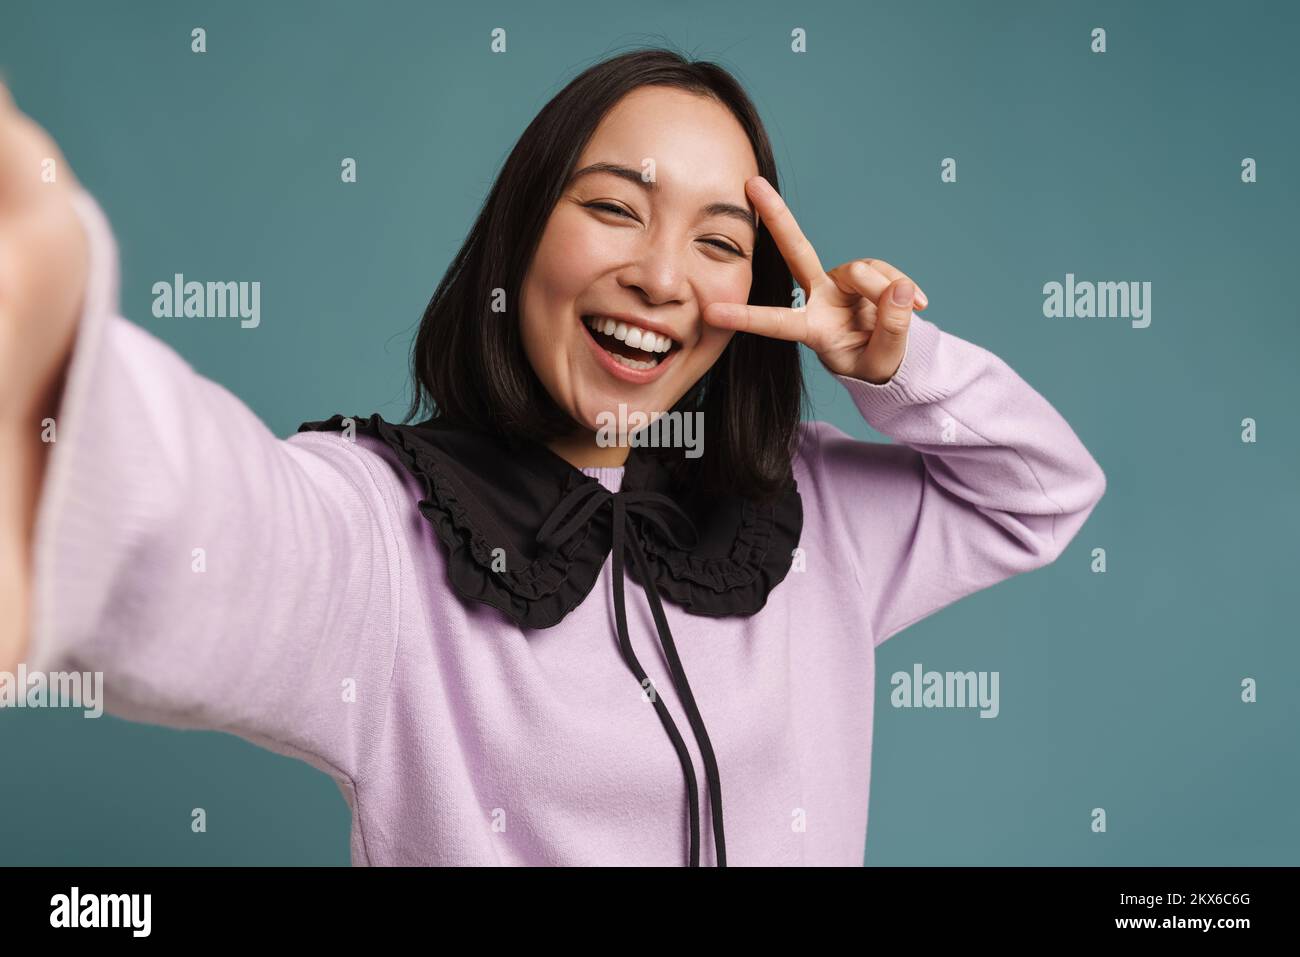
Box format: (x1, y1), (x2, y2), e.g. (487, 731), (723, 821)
(0, 49), (1105, 866)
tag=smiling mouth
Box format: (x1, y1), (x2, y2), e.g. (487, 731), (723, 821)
(582, 315), (681, 370)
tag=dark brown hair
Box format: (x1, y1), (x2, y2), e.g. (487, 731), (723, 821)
(406, 45), (806, 501)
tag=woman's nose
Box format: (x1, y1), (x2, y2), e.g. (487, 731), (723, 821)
(617, 236), (689, 305)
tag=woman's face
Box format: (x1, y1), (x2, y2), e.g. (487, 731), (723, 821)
(519, 85), (760, 443)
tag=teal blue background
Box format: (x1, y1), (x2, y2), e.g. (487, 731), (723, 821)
(2, 0), (1296, 865)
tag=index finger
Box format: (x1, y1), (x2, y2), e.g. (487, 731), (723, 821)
(703, 301), (811, 343)
(746, 176), (826, 293)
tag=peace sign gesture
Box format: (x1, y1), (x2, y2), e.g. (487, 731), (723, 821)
(703, 175), (929, 385)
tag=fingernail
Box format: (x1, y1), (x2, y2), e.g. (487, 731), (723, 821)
(917, 289), (929, 307)
(891, 280), (915, 306)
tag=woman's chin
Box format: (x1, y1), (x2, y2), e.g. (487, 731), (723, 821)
(574, 394), (663, 432)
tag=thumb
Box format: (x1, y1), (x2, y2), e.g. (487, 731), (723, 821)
(859, 279), (914, 384)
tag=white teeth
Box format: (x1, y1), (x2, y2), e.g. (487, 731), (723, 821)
(583, 316), (677, 359)
(610, 352), (656, 370)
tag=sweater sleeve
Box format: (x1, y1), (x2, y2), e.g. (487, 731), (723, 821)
(802, 311), (1106, 647)
(22, 188), (406, 786)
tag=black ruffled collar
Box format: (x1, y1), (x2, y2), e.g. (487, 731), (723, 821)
(297, 413), (804, 866)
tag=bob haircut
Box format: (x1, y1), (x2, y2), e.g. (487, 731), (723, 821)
(407, 45), (806, 502)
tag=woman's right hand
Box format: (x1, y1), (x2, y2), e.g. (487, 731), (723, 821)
(0, 77), (91, 671)
(0, 77), (89, 420)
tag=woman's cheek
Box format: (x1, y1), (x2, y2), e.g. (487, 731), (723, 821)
(691, 325), (734, 377)
(574, 223), (622, 265)
(553, 216), (619, 287)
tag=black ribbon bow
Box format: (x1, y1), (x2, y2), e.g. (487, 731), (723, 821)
(536, 481), (726, 867)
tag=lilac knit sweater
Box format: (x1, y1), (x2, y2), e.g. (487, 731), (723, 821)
(25, 190), (1106, 866)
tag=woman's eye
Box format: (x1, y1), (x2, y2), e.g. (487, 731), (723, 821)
(586, 201), (633, 218)
(701, 238), (743, 256)
(586, 202), (742, 257)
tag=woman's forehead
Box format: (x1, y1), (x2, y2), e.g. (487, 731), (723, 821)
(578, 88), (758, 201)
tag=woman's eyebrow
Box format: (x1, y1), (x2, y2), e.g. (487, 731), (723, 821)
(570, 162), (756, 234)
